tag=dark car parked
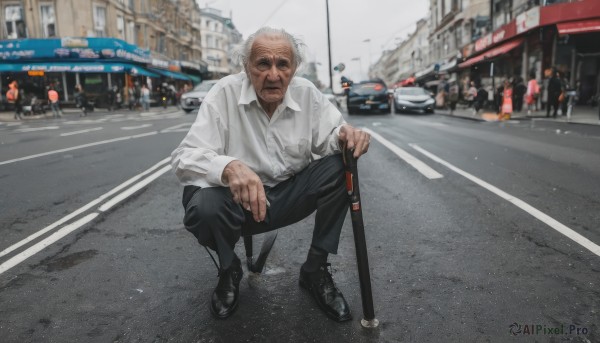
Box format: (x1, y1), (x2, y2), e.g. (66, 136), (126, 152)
(346, 80), (390, 114)
(393, 86), (435, 114)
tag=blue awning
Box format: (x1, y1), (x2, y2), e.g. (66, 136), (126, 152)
(186, 74), (202, 84)
(0, 62), (159, 77)
(0, 37), (151, 63)
(128, 65), (160, 78)
(149, 68), (191, 81)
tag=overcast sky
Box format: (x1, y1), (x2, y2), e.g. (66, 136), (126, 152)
(199, 0), (429, 88)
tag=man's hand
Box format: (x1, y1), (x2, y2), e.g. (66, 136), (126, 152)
(222, 160), (267, 222)
(338, 124), (371, 158)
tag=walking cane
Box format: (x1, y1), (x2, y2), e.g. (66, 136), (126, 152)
(343, 145), (379, 328)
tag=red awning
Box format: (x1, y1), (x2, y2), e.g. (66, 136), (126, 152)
(459, 38), (524, 69)
(557, 18), (600, 36)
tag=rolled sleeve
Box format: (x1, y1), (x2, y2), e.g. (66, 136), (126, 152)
(207, 155), (238, 186)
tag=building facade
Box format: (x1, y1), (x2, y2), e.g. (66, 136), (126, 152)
(0, 0), (216, 106)
(375, 0), (600, 114)
(417, 0), (489, 90)
(370, 19), (430, 87)
(199, 7), (242, 79)
(459, 0), (600, 108)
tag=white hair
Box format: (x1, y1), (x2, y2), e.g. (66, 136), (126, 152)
(237, 27), (305, 72)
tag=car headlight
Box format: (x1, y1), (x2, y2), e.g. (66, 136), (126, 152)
(425, 99), (435, 105)
(395, 99), (410, 105)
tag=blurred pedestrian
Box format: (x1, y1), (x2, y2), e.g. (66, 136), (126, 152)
(113, 85), (122, 109)
(128, 85), (137, 110)
(474, 83), (488, 114)
(107, 85), (116, 111)
(526, 73), (540, 114)
(47, 86), (62, 118)
(541, 68), (551, 110)
(513, 76), (527, 112)
(546, 69), (562, 118)
(6, 81), (23, 120)
(499, 79), (513, 121)
(141, 84), (150, 111)
(466, 81), (477, 109)
(75, 84), (89, 117)
(496, 82), (505, 114)
(448, 81), (459, 114)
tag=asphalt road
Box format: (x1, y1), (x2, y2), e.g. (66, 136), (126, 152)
(0, 107), (598, 342)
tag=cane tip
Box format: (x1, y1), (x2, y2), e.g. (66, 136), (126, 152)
(361, 318), (379, 328)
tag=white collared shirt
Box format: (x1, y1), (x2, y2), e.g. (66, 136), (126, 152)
(171, 72), (346, 187)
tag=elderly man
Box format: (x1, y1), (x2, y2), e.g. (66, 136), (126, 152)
(171, 27), (370, 322)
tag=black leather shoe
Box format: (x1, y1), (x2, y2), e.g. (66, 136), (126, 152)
(210, 256), (243, 319)
(299, 263), (352, 322)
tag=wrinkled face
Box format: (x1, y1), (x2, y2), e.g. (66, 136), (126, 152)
(247, 34), (296, 108)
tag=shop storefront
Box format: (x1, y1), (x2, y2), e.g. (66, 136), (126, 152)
(0, 37), (206, 108)
(457, 0), (600, 110)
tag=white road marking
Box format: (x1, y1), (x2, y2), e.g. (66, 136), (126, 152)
(0, 158), (170, 259)
(131, 131), (158, 138)
(60, 127), (103, 136)
(410, 143), (600, 257)
(161, 123), (191, 133)
(0, 158), (172, 275)
(0, 132), (157, 166)
(99, 165), (171, 212)
(365, 128), (443, 179)
(121, 124), (153, 130)
(15, 126), (59, 133)
(0, 213), (99, 274)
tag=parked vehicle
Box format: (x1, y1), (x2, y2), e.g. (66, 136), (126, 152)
(393, 87), (435, 114)
(180, 80), (219, 113)
(346, 80), (390, 114)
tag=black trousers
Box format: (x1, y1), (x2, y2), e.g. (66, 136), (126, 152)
(182, 154), (349, 269)
(547, 94), (560, 117)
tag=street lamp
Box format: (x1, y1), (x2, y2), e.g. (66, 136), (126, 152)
(326, 0), (333, 90)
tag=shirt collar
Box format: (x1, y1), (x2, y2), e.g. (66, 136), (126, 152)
(238, 73), (301, 112)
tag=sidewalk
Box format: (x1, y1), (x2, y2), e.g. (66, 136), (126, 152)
(0, 106), (181, 123)
(439, 104), (600, 126)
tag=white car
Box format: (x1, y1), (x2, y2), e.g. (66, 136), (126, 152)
(180, 80), (219, 113)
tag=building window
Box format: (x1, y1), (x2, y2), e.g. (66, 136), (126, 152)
(156, 32), (165, 53)
(93, 5), (107, 37)
(5, 5), (27, 39)
(126, 20), (135, 44)
(443, 0), (452, 16)
(116, 15), (125, 38)
(40, 3), (56, 38)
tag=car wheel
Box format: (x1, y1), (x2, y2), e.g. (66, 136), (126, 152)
(184, 109), (194, 113)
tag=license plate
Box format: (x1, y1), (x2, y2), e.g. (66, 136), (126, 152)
(359, 104), (371, 110)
